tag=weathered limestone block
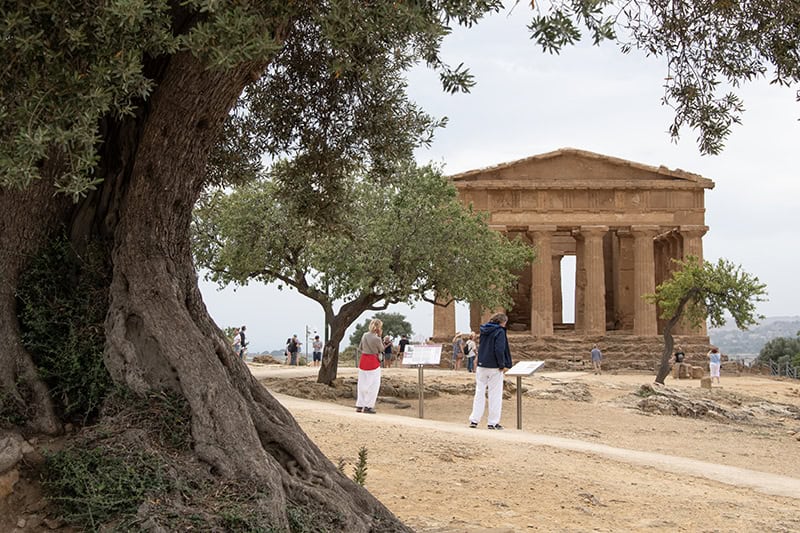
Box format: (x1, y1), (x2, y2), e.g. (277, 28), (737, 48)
(0, 468), (19, 499)
(0, 434), (23, 474)
(691, 366), (705, 379)
(673, 363), (693, 379)
(700, 377), (712, 389)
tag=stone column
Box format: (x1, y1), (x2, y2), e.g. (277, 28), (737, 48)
(670, 231), (683, 269)
(680, 225), (709, 335)
(632, 225), (659, 336)
(551, 255), (563, 325)
(529, 226), (556, 336)
(615, 230), (635, 330)
(573, 231), (586, 331)
(469, 303), (482, 333)
(680, 225), (707, 261)
(432, 294), (456, 340)
(665, 232), (686, 334)
(581, 225), (608, 335)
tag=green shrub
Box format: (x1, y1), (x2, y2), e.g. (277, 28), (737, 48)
(0, 387), (30, 427)
(352, 446), (368, 486)
(43, 445), (171, 531)
(16, 234), (112, 423)
(287, 502), (345, 533)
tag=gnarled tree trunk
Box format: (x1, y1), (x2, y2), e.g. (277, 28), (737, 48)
(655, 319), (677, 385)
(655, 297), (691, 384)
(317, 296), (386, 386)
(0, 46), (408, 533)
(318, 315), (350, 386)
(0, 179), (69, 435)
(92, 51), (407, 530)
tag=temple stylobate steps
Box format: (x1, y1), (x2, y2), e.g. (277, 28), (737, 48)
(505, 332), (711, 372)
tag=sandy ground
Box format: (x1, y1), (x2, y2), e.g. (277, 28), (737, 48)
(252, 364), (800, 532)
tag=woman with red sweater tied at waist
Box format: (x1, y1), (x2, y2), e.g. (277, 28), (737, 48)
(356, 318), (384, 414)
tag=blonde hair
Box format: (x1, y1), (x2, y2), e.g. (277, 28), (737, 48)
(369, 318), (383, 335)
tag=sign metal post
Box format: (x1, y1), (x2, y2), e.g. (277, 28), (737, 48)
(418, 364), (424, 419)
(402, 344), (442, 419)
(505, 361), (545, 430)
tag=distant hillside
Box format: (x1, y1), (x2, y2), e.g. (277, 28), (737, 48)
(709, 316), (800, 356)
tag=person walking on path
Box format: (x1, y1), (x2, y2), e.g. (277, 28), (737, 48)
(397, 334), (409, 366)
(590, 344), (603, 374)
(238, 325), (248, 360)
(468, 313), (513, 430)
(232, 327), (241, 357)
(311, 335), (323, 367)
(465, 332), (478, 373)
(287, 335), (301, 366)
(452, 333), (465, 370)
(708, 347), (722, 384)
(356, 318), (384, 414)
(382, 336), (394, 368)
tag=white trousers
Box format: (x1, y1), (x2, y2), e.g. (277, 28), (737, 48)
(469, 367), (505, 426)
(357, 367), (382, 408)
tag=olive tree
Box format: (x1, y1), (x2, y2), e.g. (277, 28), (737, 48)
(1, 2), (504, 529)
(194, 164), (533, 385)
(646, 256), (768, 384)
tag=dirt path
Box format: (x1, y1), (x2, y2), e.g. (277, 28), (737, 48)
(254, 365), (800, 532)
(276, 393), (800, 499)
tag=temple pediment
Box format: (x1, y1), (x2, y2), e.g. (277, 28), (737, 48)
(450, 148), (714, 190)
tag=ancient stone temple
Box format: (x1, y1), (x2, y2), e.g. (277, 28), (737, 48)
(433, 148), (714, 367)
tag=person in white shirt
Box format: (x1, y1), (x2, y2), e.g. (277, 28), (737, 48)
(312, 335), (323, 367)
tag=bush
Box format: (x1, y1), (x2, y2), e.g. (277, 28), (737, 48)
(43, 445), (171, 531)
(16, 234), (112, 423)
(758, 335), (800, 364)
(0, 385), (32, 427)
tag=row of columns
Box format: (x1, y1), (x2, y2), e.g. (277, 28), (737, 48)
(433, 224), (707, 338)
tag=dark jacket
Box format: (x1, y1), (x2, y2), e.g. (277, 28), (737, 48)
(477, 322), (512, 369)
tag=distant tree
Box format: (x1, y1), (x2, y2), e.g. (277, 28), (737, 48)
(758, 333), (800, 366)
(529, 1), (800, 155)
(349, 312), (414, 347)
(646, 256), (768, 384)
(194, 163), (533, 385)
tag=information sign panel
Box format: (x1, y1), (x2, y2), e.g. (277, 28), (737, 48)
(505, 360), (545, 376)
(402, 345), (442, 366)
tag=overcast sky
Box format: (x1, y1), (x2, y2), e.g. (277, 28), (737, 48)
(199, 5), (799, 353)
